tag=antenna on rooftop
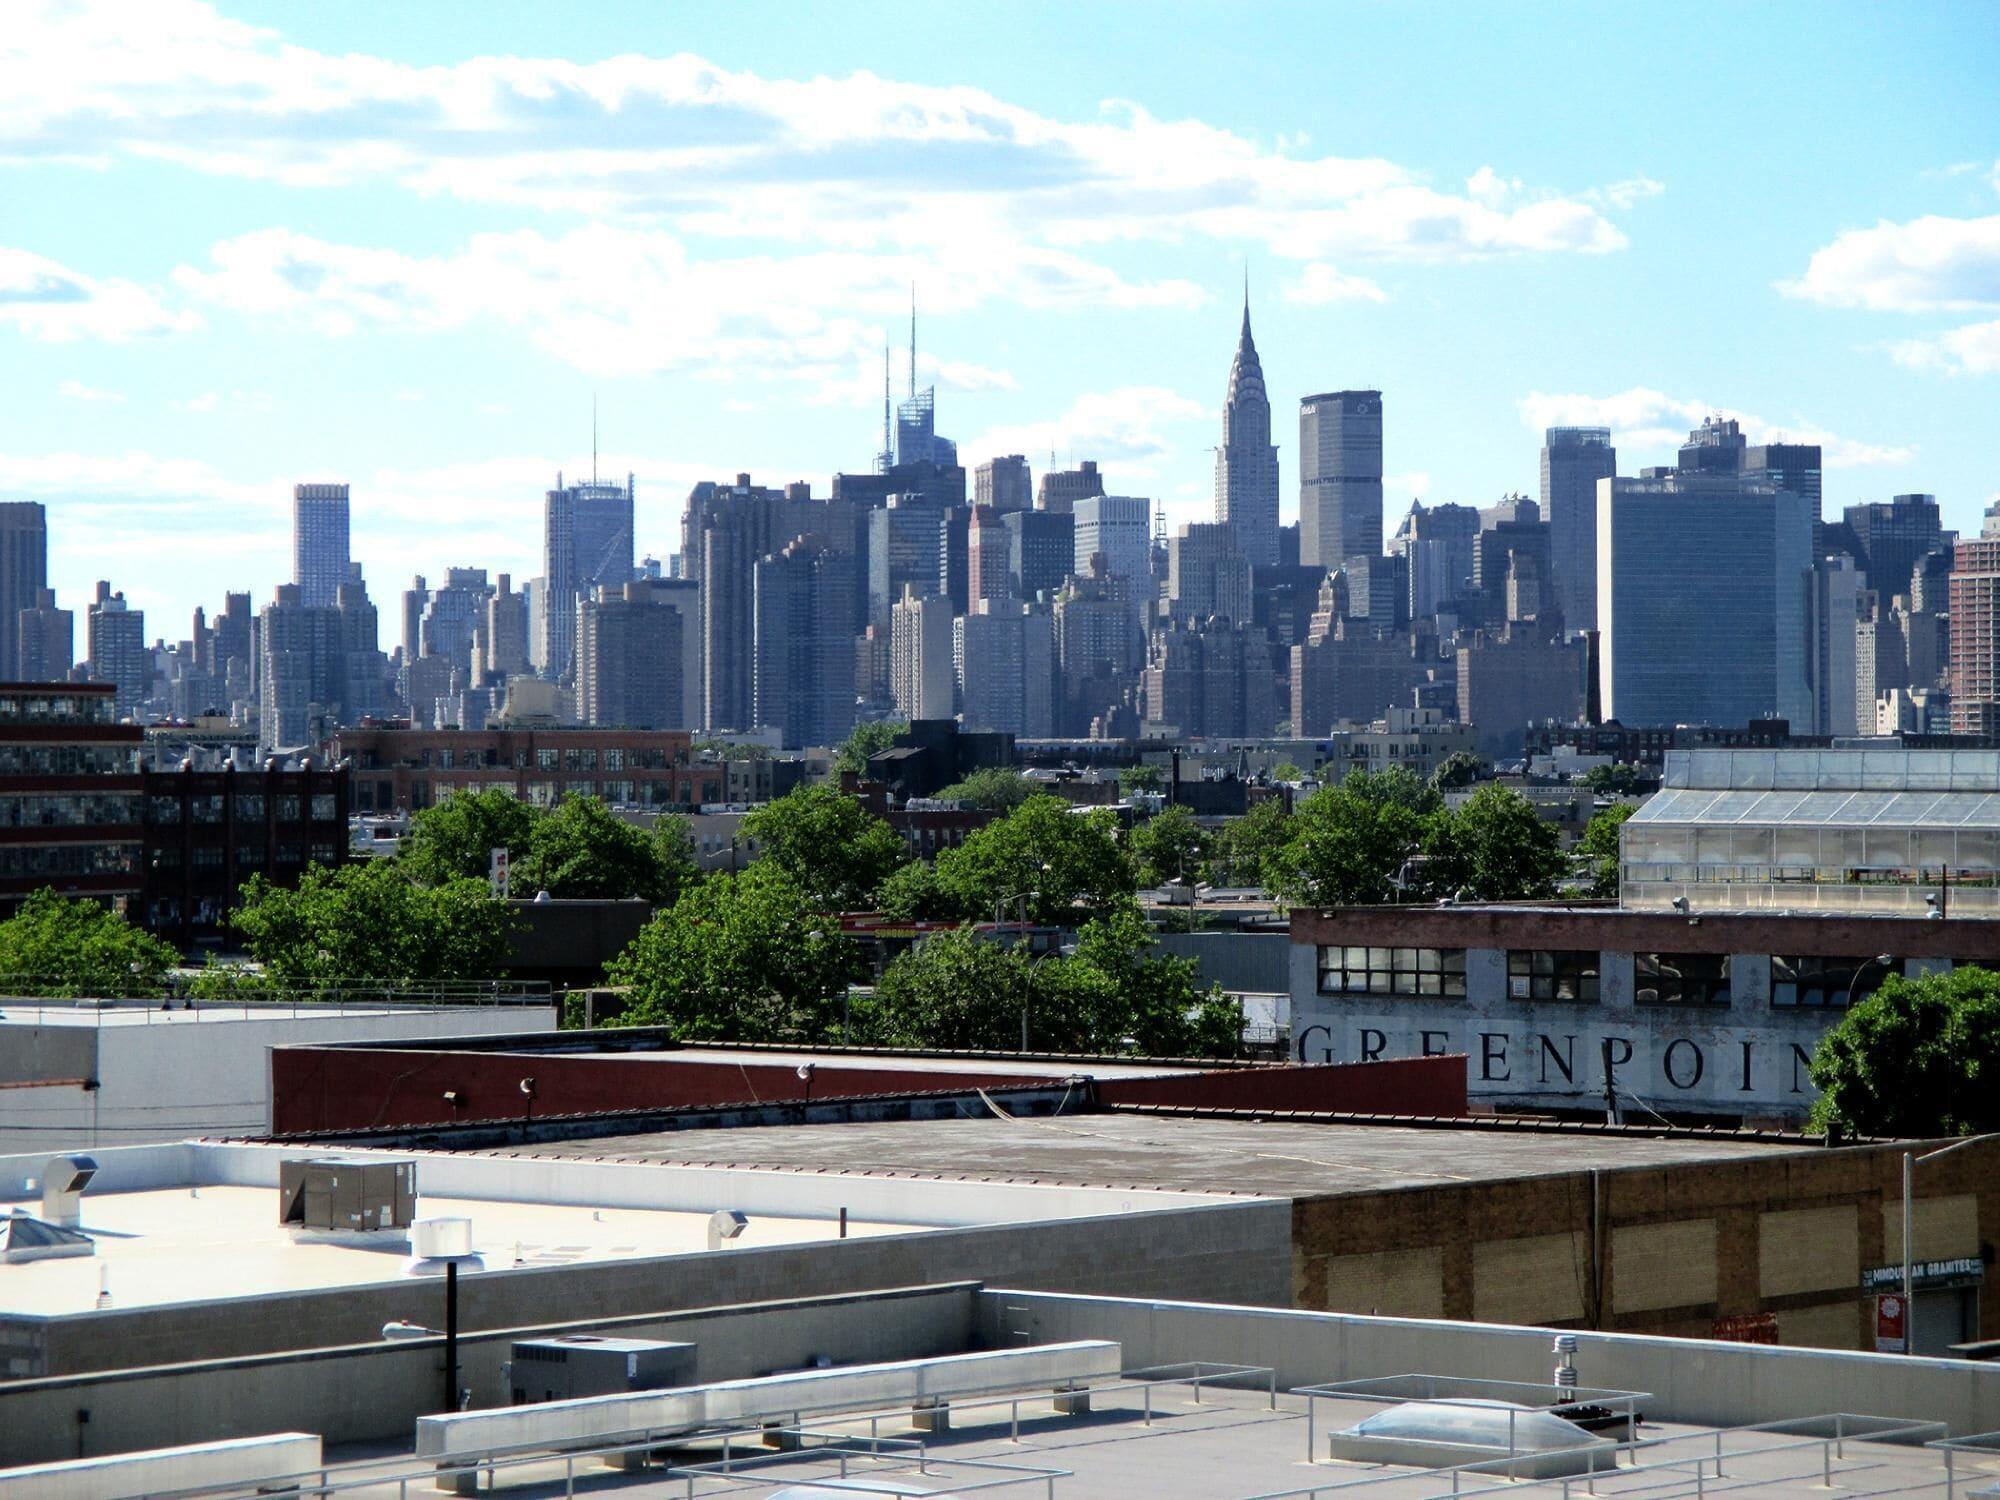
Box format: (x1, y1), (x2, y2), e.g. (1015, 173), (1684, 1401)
(909, 283), (918, 399)
(591, 393), (598, 487)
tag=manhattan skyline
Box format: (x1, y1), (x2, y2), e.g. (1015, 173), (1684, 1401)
(2, 1), (1996, 628)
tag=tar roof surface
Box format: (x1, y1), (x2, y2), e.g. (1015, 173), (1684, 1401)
(452, 1113), (1818, 1198)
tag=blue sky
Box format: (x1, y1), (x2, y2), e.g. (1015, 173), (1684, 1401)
(3, 0), (1997, 636)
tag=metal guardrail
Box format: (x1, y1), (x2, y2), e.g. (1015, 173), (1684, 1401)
(1237, 1409), (1949, 1500)
(135, 1362), (1269, 1500)
(1929, 1426), (2000, 1499)
(1293, 1375), (1650, 1466)
(0, 977), (552, 1021)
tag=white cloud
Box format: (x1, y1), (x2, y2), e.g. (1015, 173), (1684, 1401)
(4, 1), (1641, 283)
(56, 377), (120, 401)
(0, 245), (196, 341)
(1284, 262), (1387, 305)
(1889, 318), (2000, 376)
(962, 386), (1206, 486)
(1516, 387), (1913, 469)
(1780, 214), (2000, 313)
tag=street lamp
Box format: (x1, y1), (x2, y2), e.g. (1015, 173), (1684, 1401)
(404, 1218), (484, 1413)
(1900, 1133), (1998, 1354)
(1847, 953), (1897, 1008)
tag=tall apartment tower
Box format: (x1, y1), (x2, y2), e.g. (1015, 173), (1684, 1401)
(479, 574), (530, 682)
(86, 581), (147, 719)
(1072, 496), (1151, 587)
(576, 582), (684, 731)
(1298, 392), (1383, 571)
(753, 540), (858, 750)
(541, 473), (635, 681)
(1168, 522), (1253, 625)
(1845, 493), (1943, 598)
(0, 502), (48, 682)
(684, 474), (823, 732)
(1598, 473), (1813, 729)
(292, 483), (351, 608)
(974, 455), (1032, 514)
(17, 587), (72, 682)
(890, 586), (955, 721)
(1540, 427), (1616, 632)
(1949, 502), (2000, 736)
(1213, 298), (1281, 565)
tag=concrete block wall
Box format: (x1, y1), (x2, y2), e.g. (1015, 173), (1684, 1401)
(0, 1284), (979, 1467)
(977, 1289), (2000, 1435)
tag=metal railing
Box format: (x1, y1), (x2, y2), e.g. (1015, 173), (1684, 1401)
(1294, 1375), (1649, 1466)
(1235, 1409), (1949, 1500)
(1929, 1426), (2000, 1500)
(0, 976), (552, 1021)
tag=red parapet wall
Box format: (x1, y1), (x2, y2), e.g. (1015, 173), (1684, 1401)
(1095, 1055), (1467, 1117)
(270, 1047), (1069, 1135)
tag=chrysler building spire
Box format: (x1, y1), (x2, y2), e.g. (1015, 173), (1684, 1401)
(1213, 282), (1280, 565)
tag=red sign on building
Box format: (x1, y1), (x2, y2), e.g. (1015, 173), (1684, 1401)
(1874, 1294), (1906, 1353)
(1710, 1311), (1779, 1344)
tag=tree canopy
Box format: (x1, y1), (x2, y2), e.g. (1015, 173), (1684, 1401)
(609, 865), (862, 1040)
(832, 719), (906, 776)
(1429, 751), (1484, 791)
(399, 789), (697, 904)
(1808, 966), (2000, 1137)
(1419, 782), (1569, 902)
(231, 861), (518, 985)
(0, 891), (179, 996)
(1577, 801), (1636, 899)
(1129, 803), (1206, 889)
(739, 783), (907, 911)
(884, 794), (1137, 927)
(399, 789), (539, 887)
(934, 767), (1037, 811)
(1210, 796), (1293, 891)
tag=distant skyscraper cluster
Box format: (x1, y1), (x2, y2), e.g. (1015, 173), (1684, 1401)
(5, 279), (1971, 769)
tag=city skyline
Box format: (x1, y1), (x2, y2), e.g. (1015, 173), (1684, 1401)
(2, 1), (1997, 629)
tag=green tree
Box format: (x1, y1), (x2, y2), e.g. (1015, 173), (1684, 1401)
(692, 740), (769, 761)
(1267, 760), (1307, 784)
(1429, 751), (1484, 792)
(610, 865), (861, 1040)
(1420, 783), (1568, 901)
(1267, 768), (1438, 906)
(927, 794), (1138, 927)
(935, 767), (1036, 811)
(399, 789), (540, 887)
(874, 858), (957, 922)
(833, 719), (907, 776)
(0, 891), (179, 996)
(512, 795), (696, 903)
(1582, 763), (1647, 795)
(1808, 967), (2000, 1137)
(1130, 804), (1206, 888)
(231, 861), (518, 985)
(866, 926), (1054, 1050)
(1069, 906), (1241, 1056)
(740, 783), (907, 911)
(1211, 797), (1293, 891)
(1118, 764), (1164, 794)
(1577, 801), (1636, 898)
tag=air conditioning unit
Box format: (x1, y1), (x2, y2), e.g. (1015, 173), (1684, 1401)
(279, 1158), (416, 1241)
(508, 1336), (695, 1404)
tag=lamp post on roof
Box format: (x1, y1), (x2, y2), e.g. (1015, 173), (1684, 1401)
(405, 1217), (484, 1413)
(1900, 1133), (1997, 1355)
(1847, 953), (1896, 1009)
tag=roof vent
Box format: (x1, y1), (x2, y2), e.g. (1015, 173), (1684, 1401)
(42, 1154), (96, 1229)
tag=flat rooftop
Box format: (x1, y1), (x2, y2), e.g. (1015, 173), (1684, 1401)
(307, 1379), (1986, 1500)
(501, 1045), (1202, 1080)
(0, 1184), (915, 1317)
(463, 1113), (1818, 1198)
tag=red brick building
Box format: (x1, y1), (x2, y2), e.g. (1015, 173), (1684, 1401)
(331, 726), (723, 813)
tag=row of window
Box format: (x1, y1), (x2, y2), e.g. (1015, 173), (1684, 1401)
(0, 745), (140, 775)
(149, 842), (340, 871)
(404, 746), (681, 771)
(1315, 946), (1891, 1008)
(147, 794), (339, 824)
(0, 694), (117, 725)
(0, 793), (140, 828)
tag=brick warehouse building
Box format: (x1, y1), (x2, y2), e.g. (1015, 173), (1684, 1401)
(330, 725), (722, 812)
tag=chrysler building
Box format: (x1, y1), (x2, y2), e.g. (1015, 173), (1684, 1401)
(1212, 289), (1280, 565)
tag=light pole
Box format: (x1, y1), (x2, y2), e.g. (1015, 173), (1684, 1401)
(1847, 953), (1896, 1008)
(1900, 1132), (1997, 1354)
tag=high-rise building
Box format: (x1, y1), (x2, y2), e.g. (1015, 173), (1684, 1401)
(1455, 631), (1585, 759)
(1037, 459), (1104, 516)
(576, 582), (685, 731)
(1143, 617), (1276, 739)
(292, 483), (350, 609)
(1168, 522), (1253, 625)
(954, 601), (1054, 737)
(1055, 558), (1145, 736)
(1002, 509), (1075, 602)
(256, 576), (388, 750)
(1298, 391), (1383, 571)
(1473, 496), (1549, 627)
(1809, 556), (1862, 736)
(478, 574), (530, 683)
(1539, 427), (1616, 632)
(974, 455), (1032, 514)
(867, 494), (948, 622)
(1395, 500), (1480, 623)
(0, 502), (48, 683)
(1949, 503), (2000, 736)
(420, 567), (493, 678)
(1072, 496), (1151, 587)
(1290, 579), (1437, 738)
(1845, 493), (1944, 599)
(17, 587), (72, 682)
(753, 540), (858, 749)
(890, 586), (955, 721)
(683, 474), (825, 732)
(86, 582), (147, 719)
(1746, 443), (1822, 523)
(1597, 472), (1813, 729)
(1855, 593), (1905, 738)
(1213, 298), (1281, 565)
(542, 473), (635, 680)
(966, 506), (1011, 609)
(1677, 415), (1748, 475)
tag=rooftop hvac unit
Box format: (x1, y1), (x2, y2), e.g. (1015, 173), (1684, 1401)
(508, 1336), (695, 1404)
(41, 1154), (97, 1228)
(279, 1158), (416, 1241)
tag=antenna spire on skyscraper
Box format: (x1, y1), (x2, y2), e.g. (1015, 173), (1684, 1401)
(908, 283), (918, 399)
(591, 392), (598, 486)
